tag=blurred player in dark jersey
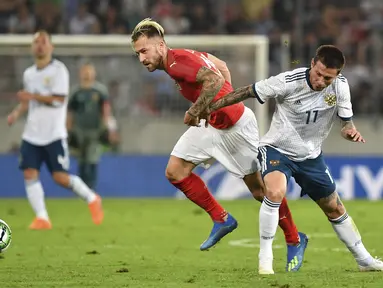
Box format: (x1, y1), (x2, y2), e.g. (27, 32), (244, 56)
(67, 62), (118, 189)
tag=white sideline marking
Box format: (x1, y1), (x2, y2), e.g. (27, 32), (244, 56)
(306, 233), (336, 238)
(228, 237), (376, 253)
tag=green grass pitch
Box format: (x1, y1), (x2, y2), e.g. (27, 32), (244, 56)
(1, 199), (383, 287)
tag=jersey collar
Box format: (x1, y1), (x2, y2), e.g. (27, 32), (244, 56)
(305, 68), (314, 90)
(36, 58), (54, 71)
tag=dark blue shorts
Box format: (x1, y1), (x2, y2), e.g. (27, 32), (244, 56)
(258, 146), (336, 201)
(19, 139), (70, 173)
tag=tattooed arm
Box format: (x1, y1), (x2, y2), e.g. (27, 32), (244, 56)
(340, 119), (365, 143)
(208, 84), (255, 112)
(186, 66), (225, 119)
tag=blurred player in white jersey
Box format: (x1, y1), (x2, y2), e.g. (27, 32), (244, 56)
(205, 45), (383, 274)
(7, 30), (104, 229)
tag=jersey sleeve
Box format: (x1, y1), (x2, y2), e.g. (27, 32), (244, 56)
(52, 64), (70, 96)
(97, 84), (109, 101)
(336, 77), (353, 120)
(253, 72), (287, 104)
(167, 55), (202, 83)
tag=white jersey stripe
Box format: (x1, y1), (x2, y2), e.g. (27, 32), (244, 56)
(285, 76), (306, 83)
(285, 72), (305, 79)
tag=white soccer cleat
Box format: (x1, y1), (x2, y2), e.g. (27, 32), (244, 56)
(259, 257), (275, 275)
(259, 267), (275, 275)
(359, 257), (383, 272)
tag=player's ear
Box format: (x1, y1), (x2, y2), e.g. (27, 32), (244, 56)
(157, 40), (166, 54)
(159, 40), (166, 49)
(310, 58), (315, 68)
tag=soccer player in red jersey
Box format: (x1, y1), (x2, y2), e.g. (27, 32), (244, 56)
(131, 18), (307, 270)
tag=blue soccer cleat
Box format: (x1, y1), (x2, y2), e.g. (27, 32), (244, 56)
(286, 232), (309, 272)
(200, 213), (238, 251)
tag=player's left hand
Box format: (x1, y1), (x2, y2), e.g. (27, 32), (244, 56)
(17, 90), (35, 102)
(341, 127), (366, 143)
(184, 110), (200, 127)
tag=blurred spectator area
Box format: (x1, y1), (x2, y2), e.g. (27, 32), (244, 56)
(0, 0), (382, 118)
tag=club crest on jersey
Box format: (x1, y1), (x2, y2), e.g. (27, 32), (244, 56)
(269, 160), (280, 166)
(324, 93), (336, 106)
(92, 92), (99, 102)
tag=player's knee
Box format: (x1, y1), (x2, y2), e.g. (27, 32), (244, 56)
(265, 187), (285, 202)
(165, 156), (194, 182)
(165, 166), (190, 182)
(52, 172), (70, 187)
(23, 169), (39, 181)
(263, 171), (287, 202)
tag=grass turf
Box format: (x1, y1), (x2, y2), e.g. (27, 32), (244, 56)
(1, 199), (383, 287)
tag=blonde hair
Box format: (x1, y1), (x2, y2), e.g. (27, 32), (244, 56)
(131, 18), (165, 44)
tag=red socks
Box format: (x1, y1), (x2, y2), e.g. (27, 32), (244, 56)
(171, 173), (299, 244)
(171, 173), (227, 222)
(279, 197), (300, 245)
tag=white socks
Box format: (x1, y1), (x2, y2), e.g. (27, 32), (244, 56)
(259, 197), (281, 264)
(25, 180), (49, 220)
(330, 212), (372, 265)
(69, 175), (96, 203)
(259, 198), (372, 270)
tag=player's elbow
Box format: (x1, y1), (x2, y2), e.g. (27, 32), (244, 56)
(213, 74), (225, 89)
(20, 101), (29, 111)
(52, 95), (66, 102)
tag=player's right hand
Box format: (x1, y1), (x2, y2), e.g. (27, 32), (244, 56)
(7, 113), (17, 126)
(341, 127), (366, 143)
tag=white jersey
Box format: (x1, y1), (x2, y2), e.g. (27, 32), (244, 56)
(22, 59), (69, 145)
(255, 67), (353, 161)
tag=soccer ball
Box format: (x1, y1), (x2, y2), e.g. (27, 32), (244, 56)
(0, 219), (12, 252)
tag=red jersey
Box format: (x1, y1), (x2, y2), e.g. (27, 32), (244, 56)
(165, 49), (244, 129)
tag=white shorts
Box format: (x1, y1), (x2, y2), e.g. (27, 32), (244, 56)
(171, 107), (260, 178)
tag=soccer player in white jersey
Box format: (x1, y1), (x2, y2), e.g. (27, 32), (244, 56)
(204, 45), (383, 273)
(7, 30), (104, 229)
